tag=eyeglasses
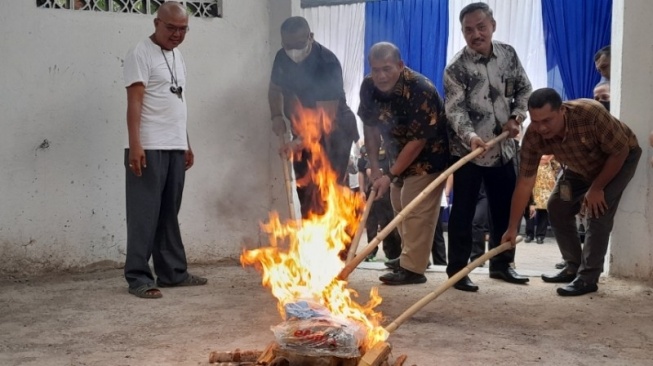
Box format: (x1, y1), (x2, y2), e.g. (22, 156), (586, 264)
(157, 19), (189, 34)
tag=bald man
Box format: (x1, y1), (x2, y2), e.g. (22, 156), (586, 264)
(123, 1), (206, 299)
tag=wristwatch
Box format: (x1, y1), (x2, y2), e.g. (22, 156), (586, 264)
(385, 171), (401, 184)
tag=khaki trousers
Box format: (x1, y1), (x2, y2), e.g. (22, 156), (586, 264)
(390, 172), (444, 274)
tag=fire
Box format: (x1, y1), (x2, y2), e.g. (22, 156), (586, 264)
(241, 107), (389, 351)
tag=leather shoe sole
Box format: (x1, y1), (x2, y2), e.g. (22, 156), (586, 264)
(489, 268), (529, 284)
(542, 270), (577, 283)
(453, 276), (479, 292)
(557, 279), (598, 296)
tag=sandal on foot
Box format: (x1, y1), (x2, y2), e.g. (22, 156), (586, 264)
(157, 274), (207, 288)
(129, 284), (162, 299)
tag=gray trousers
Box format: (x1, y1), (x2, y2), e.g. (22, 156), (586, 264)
(547, 147), (641, 284)
(124, 149), (189, 289)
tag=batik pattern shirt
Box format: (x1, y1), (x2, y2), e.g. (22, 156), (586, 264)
(358, 67), (449, 177)
(520, 99), (639, 182)
(445, 41), (532, 166)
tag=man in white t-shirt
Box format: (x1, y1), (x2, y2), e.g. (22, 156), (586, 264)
(123, 1), (206, 299)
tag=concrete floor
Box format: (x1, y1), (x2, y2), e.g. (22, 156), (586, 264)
(2, 239), (653, 366)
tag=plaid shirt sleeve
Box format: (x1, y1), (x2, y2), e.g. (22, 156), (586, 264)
(519, 128), (544, 178)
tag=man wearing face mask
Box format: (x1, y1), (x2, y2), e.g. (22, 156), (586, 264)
(593, 81), (610, 111)
(268, 16), (359, 218)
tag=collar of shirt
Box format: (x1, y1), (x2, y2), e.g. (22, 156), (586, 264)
(464, 44), (497, 63)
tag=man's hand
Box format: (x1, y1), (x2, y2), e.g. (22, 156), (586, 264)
(372, 175), (391, 198)
(582, 187), (608, 218)
(470, 136), (488, 152)
(529, 205), (536, 218)
(272, 116), (287, 137)
(128, 144), (146, 177)
(185, 148), (194, 170)
(504, 118), (521, 138)
(279, 138), (303, 160)
(369, 168), (383, 182)
(501, 228), (519, 249)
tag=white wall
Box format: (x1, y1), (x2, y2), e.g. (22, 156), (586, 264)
(609, 0), (653, 279)
(0, 1), (281, 274)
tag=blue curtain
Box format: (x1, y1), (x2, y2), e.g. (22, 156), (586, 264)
(364, 0), (448, 94)
(542, 0), (612, 100)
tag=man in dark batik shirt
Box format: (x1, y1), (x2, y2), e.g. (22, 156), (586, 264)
(358, 42), (449, 286)
(268, 16), (359, 218)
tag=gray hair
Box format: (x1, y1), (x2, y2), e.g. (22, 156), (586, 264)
(459, 2), (494, 23)
(368, 42), (402, 63)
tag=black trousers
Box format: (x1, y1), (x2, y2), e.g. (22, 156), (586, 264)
(526, 209), (549, 238)
(124, 149), (190, 289)
(447, 158), (516, 276)
(367, 187), (402, 260)
(432, 207), (448, 265)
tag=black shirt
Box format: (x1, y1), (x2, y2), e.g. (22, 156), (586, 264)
(271, 42), (358, 140)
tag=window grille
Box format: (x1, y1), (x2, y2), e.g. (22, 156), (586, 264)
(36, 0), (223, 18)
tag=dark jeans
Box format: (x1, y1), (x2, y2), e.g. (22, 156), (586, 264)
(124, 149), (190, 289)
(367, 187), (402, 260)
(447, 158), (516, 276)
(548, 147), (641, 284)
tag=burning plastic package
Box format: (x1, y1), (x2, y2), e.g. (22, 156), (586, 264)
(271, 300), (365, 358)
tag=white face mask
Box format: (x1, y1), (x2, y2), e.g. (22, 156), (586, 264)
(285, 42), (312, 63)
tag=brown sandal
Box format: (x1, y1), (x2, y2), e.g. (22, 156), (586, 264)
(129, 284), (162, 299)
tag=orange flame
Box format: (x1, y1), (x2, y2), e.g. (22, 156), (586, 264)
(241, 107), (389, 351)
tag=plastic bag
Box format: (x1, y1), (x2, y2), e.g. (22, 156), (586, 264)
(272, 317), (362, 358)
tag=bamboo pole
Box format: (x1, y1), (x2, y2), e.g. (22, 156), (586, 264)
(346, 189), (377, 263)
(384, 237), (523, 334)
(338, 131), (510, 280)
(279, 133), (297, 222)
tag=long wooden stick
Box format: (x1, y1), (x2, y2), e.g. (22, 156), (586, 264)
(346, 189), (377, 263)
(384, 236), (523, 334)
(338, 131), (509, 280)
(279, 133), (297, 222)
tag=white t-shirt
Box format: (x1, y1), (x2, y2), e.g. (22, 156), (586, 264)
(123, 37), (188, 150)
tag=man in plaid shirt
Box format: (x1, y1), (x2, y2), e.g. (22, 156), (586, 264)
(502, 88), (641, 296)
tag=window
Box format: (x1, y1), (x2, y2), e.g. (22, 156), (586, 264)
(36, 0), (223, 18)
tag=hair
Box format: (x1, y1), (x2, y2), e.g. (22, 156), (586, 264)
(594, 80), (610, 89)
(594, 45), (611, 62)
(459, 2), (494, 23)
(528, 88), (563, 110)
(280, 16), (310, 34)
(157, 1), (187, 18)
(368, 42), (402, 63)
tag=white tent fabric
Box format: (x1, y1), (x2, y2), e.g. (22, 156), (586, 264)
(301, 3), (366, 143)
(447, 0), (547, 91)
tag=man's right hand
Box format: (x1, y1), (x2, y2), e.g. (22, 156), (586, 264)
(372, 175), (391, 199)
(500, 228), (519, 249)
(272, 116), (287, 136)
(470, 136), (488, 152)
(128, 145), (146, 177)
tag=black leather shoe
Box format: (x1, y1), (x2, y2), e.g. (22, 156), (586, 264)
(379, 268), (426, 285)
(453, 276), (479, 292)
(524, 236), (534, 243)
(555, 260), (566, 269)
(542, 269), (577, 283)
(536, 237), (545, 244)
(557, 278), (598, 296)
(489, 267), (529, 284)
(384, 257), (400, 270)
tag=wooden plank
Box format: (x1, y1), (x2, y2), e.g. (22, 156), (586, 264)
(357, 342), (391, 366)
